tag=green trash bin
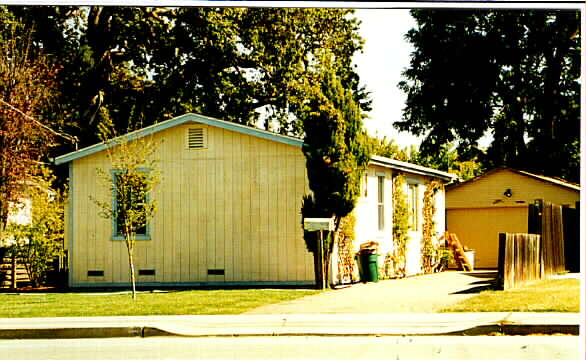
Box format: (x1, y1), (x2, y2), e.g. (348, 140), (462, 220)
(359, 253), (379, 283)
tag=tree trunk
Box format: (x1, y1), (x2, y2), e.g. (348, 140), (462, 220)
(313, 248), (323, 290)
(128, 250), (137, 300)
(10, 252), (16, 289)
(324, 217), (342, 289)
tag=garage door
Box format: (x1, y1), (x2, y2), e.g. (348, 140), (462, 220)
(446, 207), (528, 268)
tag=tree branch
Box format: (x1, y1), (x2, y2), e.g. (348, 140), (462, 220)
(0, 99), (79, 145)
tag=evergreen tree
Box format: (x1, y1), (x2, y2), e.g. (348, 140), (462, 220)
(298, 57), (370, 288)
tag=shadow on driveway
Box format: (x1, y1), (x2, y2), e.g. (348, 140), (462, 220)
(450, 271), (497, 295)
(246, 270), (500, 314)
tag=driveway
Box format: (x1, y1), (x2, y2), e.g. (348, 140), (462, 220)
(246, 270), (496, 314)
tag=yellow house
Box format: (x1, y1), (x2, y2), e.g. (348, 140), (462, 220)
(446, 167), (580, 269)
(55, 113), (455, 287)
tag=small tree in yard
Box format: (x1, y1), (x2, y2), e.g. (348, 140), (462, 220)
(298, 60), (370, 289)
(6, 166), (66, 288)
(91, 119), (161, 300)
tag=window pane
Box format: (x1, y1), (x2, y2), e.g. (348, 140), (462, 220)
(378, 204), (384, 231)
(408, 184), (418, 231)
(115, 171), (148, 237)
(378, 176), (384, 231)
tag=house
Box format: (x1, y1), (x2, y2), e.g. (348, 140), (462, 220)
(446, 167), (580, 269)
(1, 197), (32, 250)
(1, 180), (49, 247)
(55, 113), (455, 287)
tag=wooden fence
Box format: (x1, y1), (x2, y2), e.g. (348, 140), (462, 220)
(497, 233), (541, 290)
(528, 200), (567, 277)
(563, 205), (579, 273)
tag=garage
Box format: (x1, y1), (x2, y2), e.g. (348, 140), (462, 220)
(446, 167), (579, 269)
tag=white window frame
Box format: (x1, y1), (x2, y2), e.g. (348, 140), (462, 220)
(377, 174), (385, 231)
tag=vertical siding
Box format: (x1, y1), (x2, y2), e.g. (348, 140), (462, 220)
(223, 131), (234, 282)
(240, 133), (252, 281)
(231, 132), (243, 282)
(69, 123), (314, 286)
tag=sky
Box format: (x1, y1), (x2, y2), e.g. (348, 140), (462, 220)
(352, 9), (422, 148)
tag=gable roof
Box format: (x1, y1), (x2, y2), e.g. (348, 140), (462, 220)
(447, 167), (580, 192)
(370, 155), (457, 182)
(53, 112), (456, 182)
(54, 113), (303, 165)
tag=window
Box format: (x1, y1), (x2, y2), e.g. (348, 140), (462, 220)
(377, 175), (385, 231)
(112, 170), (150, 240)
(408, 183), (419, 231)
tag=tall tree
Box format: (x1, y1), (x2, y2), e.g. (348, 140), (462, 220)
(298, 56), (370, 288)
(397, 10), (580, 182)
(5, 6), (368, 150)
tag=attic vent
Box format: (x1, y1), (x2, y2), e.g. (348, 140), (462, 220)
(187, 127), (207, 149)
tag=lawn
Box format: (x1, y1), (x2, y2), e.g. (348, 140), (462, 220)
(440, 279), (580, 312)
(0, 289), (319, 318)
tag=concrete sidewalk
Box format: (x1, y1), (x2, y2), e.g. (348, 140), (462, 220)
(0, 313), (578, 339)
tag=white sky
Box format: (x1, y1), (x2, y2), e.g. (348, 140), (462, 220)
(353, 9), (423, 148)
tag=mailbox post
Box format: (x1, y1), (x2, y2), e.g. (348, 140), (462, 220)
(303, 218), (334, 290)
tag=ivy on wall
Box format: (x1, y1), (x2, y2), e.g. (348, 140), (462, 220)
(336, 213), (358, 284)
(421, 180), (443, 273)
(391, 174), (409, 278)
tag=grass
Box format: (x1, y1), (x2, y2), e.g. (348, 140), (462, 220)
(0, 289), (319, 318)
(440, 279), (580, 312)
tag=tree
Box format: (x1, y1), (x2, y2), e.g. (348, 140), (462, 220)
(298, 57), (370, 289)
(5, 165), (66, 288)
(5, 7), (368, 150)
(91, 121), (161, 300)
(398, 10), (580, 182)
(365, 135), (412, 162)
(411, 143), (484, 181)
(0, 21), (60, 239)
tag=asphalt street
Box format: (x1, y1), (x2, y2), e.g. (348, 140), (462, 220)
(0, 336), (579, 360)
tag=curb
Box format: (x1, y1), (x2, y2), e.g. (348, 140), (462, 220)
(0, 323), (578, 339)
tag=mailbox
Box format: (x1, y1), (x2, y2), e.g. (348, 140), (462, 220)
(303, 218), (334, 232)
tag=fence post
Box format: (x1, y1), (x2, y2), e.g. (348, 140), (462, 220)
(497, 233), (506, 289)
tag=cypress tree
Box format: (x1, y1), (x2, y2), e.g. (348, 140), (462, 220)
(299, 62), (370, 288)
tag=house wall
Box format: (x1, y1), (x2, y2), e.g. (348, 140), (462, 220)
(354, 166), (394, 255)
(6, 198), (32, 226)
(446, 169), (579, 210)
(403, 176), (449, 276)
(68, 124), (314, 286)
(353, 169), (448, 277)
